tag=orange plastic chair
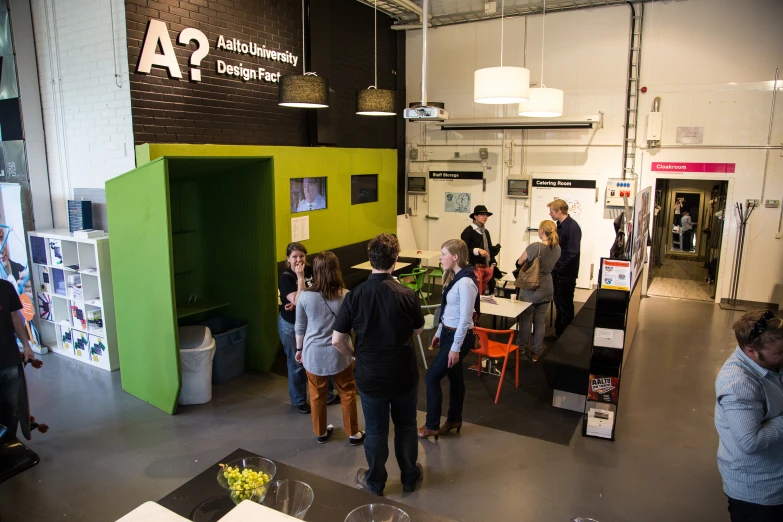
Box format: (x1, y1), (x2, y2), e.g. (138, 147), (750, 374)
(471, 327), (519, 404)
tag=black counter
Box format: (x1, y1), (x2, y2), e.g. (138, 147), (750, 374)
(158, 449), (455, 522)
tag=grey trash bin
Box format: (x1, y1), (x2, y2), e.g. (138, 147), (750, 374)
(178, 325), (216, 405)
(196, 317), (248, 384)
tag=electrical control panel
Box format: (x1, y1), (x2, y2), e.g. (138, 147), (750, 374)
(605, 179), (637, 207)
(407, 176), (427, 194)
(506, 176), (530, 199)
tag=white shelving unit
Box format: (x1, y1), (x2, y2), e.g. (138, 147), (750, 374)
(27, 229), (119, 371)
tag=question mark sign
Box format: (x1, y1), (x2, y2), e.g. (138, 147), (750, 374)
(178, 28), (209, 82)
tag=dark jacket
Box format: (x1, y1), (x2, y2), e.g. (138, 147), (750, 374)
(554, 216), (582, 279)
(461, 224), (500, 266)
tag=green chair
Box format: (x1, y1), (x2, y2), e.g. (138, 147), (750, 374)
(399, 267), (428, 303)
(427, 263), (444, 300)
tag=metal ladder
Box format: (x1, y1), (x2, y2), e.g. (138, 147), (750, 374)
(621, 2), (644, 180)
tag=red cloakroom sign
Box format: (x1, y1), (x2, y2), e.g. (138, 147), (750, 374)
(651, 162), (736, 173)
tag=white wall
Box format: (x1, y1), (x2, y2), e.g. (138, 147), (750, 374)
(406, 0), (783, 305)
(30, 0), (135, 230)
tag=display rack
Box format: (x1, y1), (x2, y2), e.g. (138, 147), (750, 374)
(582, 258), (642, 441)
(27, 229), (119, 371)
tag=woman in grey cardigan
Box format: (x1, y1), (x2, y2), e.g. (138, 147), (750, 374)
(515, 220), (561, 362)
(295, 252), (365, 445)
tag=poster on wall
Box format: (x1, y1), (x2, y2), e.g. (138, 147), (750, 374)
(630, 187), (652, 290)
(0, 183), (42, 351)
(0, 183), (31, 298)
(444, 192), (471, 213)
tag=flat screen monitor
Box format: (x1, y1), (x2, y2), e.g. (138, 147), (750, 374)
(351, 174), (378, 205)
(408, 176), (426, 194)
(290, 177), (327, 213)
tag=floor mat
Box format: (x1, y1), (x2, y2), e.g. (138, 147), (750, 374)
(415, 346), (583, 446)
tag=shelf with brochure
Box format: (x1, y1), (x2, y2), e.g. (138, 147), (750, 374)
(581, 258), (642, 441)
(28, 229), (118, 371)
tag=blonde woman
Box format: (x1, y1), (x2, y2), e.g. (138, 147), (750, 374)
(516, 220), (561, 362)
(418, 239), (479, 440)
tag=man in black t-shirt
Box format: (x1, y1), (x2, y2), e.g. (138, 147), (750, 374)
(0, 279), (34, 440)
(333, 234), (425, 496)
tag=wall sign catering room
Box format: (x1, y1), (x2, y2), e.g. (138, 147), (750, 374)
(126, 0), (307, 145)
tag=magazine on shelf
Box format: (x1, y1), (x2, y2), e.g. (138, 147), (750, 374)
(588, 375), (620, 404)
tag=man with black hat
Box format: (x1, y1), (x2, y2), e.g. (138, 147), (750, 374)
(460, 205), (500, 296)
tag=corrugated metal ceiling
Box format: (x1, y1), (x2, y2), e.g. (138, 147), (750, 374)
(355, 0), (632, 27)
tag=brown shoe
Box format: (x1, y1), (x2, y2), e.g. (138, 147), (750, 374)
(439, 421), (462, 435)
(417, 425), (439, 440)
(530, 352), (540, 363)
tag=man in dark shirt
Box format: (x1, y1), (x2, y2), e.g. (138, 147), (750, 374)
(548, 199), (582, 337)
(460, 205), (500, 296)
(0, 279), (34, 441)
(333, 233), (425, 496)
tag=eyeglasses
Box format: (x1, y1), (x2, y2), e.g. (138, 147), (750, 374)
(749, 310), (775, 343)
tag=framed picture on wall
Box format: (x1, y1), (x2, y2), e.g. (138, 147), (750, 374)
(351, 174), (378, 205)
(290, 177), (327, 213)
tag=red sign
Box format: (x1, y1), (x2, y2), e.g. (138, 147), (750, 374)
(651, 162), (735, 173)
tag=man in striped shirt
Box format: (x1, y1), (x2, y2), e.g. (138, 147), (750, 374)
(715, 310), (783, 522)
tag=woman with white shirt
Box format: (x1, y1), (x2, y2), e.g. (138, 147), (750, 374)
(419, 239), (479, 440)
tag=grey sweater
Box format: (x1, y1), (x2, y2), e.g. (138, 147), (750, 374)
(294, 289), (352, 376)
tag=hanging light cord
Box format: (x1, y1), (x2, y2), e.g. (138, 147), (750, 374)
(374, 0), (378, 88)
(500, 0), (505, 67)
(540, 0), (546, 87)
(301, 0), (307, 74)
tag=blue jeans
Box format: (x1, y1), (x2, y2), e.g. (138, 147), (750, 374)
(424, 328), (472, 430)
(0, 364), (21, 440)
(278, 314), (335, 407)
(360, 385), (420, 495)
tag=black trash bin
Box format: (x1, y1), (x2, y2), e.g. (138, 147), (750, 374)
(196, 317), (248, 384)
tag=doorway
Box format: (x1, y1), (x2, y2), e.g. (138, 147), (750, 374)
(649, 179), (729, 302)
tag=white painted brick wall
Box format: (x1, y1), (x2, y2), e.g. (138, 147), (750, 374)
(31, 0), (135, 229)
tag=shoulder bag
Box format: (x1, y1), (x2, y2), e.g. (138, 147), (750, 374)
(515, 243), (541, 290)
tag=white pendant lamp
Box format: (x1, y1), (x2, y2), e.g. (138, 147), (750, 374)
(519, 87), (564, 117)
(357, 0), (396, 116)
(520, 0), (563, 117)
(279, 0), (329, 108)
(474, 0), (530, 104)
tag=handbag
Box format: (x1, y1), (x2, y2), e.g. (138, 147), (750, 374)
(514, 243), (541, 290)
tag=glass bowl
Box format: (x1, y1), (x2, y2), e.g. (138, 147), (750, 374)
(345, 504), (411, 522)
(216, 457), (277, 505)
(253, 479), (315, 520)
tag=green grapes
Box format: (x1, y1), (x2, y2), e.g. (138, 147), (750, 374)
(222, 466), (271, 503)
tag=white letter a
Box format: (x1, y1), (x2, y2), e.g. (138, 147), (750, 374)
(136, 19), (183, 78)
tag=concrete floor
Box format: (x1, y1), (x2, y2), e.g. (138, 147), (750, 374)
(0, 297), (741, 522)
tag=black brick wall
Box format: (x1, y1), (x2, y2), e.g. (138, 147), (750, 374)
(126, 0), (404, 150)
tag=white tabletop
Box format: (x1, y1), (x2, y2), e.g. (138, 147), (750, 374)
(351, 261), (412, 271)
(220, 500), (300, 521)
(116, 502), (189, 522)
(398, 249), (441, 260)
(478, 296), (531, 319)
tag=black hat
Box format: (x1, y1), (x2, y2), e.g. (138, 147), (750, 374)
(470, 205), (493, 219)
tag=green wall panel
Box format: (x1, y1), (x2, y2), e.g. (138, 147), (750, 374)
(105, 159), (181, 414)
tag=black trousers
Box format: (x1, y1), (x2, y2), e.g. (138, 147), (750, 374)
(553, 272), (576, 337)
(728, 497), (783, 522)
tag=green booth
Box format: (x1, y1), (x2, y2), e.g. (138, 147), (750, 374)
(106, 144), (397, 414)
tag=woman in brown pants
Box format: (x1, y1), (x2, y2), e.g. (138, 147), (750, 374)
(295, 252), (365, 445)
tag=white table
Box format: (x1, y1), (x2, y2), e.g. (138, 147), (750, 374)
(470, 297), (531, 376)
(479, 296), (531, 319)
(398, 249), (441, 262)
(351, 261), (412, 272)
